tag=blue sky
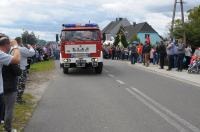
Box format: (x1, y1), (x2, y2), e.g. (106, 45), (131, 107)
(0, 0), (199, 41)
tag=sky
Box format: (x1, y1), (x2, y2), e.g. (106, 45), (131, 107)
(0, 0), (199, 41)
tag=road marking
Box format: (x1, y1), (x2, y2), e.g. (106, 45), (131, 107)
(116, 80), (125, 85)
(130, 87), (200, 132)
(126, 88), (187, 132)
(108, 74), (115, 78)
(104, 69), (109, 73)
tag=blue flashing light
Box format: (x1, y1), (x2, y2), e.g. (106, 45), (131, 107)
(85, 23), (98, 27)
(62, 24), (76, 28)
(62, 23), (98, 28)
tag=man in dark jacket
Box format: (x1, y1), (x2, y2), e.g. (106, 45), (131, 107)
(144, 41), (151, 67)
(159, 42), (167, 69)
(130, 44), (138, 64)
(2, 48), (22, 132)
(112, 47), (116, 60)
(176, 41), (185, 72)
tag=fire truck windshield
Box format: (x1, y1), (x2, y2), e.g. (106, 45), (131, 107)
(61, 30), (99, 41)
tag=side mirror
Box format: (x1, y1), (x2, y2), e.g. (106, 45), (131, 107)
(56, 34), (59, 42)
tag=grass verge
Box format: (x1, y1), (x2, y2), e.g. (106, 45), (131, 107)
(0, 94), (35, 132)
(13, 94), (36, 132)
(0, 60), (55, 132)
(30, 59), (55, 73)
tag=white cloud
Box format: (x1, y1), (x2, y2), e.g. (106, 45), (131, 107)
(0, 27), (57, 41)
(145, 13), (172, 35)
(34, 31), (57, 41)
(0, 0), (199, 40)
(0, 27), (23, 39)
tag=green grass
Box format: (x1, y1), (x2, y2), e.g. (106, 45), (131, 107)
(0, 94), (36, 132)
(30, 60), (55, 73)
(13, 94), (36, 132)
(0, 60), (55, 132)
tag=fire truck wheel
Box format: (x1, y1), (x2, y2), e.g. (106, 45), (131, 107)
(60, 63), (63, 68)
(63, 68), (69, 74)
(95, 62), (103, 74)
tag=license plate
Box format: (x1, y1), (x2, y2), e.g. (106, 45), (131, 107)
(76, 60), (86, 67)
(76, 60), (86, 63)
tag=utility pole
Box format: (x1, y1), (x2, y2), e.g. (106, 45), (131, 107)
(180, 0), (186, 45)
(171, 0), (177, 34)
(171, 0), (186, 44)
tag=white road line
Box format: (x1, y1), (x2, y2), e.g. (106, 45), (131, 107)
(104, 69), (109, 73)
(108, 74), (115, 78)
(130, 87), (200, 132)
(126, 88), (187, 132)
(116, 80), (125, 85)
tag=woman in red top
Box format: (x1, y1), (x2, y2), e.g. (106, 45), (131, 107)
(137, 43), (143, 63)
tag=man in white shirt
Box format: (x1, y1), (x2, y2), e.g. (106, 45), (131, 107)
(0, 33), (20, 123)
(15, 37), (35, 103)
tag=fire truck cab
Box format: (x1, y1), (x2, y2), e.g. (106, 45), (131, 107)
(60, 23), (103, 74)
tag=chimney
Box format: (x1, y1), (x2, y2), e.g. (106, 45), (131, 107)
(133, 22), (136, 27)
(119, 18), (123, 21)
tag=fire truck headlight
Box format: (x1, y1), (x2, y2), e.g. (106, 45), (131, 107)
(91, 58), (98, 62)
(63, 59), (71, 63)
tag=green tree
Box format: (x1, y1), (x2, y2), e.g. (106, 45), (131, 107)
(172, 5), (200, 48)
(130, 34), (140, 43)
(172, 19), (185, 39)
(37, 39), (47, 46)
(186, 6), (200, 48)
(102, 33), (106, 42)
(114, 27), (128, 48)
(22, 31), (37, 45)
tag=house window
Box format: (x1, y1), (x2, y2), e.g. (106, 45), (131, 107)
(106, 34), (112, 41)
(145, 34), (150, 38)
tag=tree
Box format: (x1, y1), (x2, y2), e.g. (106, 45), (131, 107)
(186, 6), (200, 48)
(21, 31), (37, 45)
(130, 34), (140, 43)
(114, 27), (128, 48)
(172, 5), (200, 48)
(102, 33), (106, 42)
(172, 19), (185, 39)
(37, 39), (47, 46)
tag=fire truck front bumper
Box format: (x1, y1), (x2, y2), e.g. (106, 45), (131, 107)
(62, 57), (103, 68)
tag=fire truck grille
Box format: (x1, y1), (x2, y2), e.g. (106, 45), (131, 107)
(72, 53), (89, 58)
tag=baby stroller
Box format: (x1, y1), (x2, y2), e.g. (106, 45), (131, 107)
(188, 59), (200, 74)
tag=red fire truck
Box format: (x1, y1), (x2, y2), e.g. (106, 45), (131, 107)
(60, 23), (103, 74)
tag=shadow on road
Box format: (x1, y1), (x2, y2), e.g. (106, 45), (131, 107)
(62, 68), (107, 77)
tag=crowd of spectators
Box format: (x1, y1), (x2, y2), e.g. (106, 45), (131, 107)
(103, 39), (193, 72)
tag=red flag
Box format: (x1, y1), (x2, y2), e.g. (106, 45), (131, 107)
(146, 36), (150, 45)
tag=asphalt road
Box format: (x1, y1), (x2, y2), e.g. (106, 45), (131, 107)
(25, 60), (200, 132)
